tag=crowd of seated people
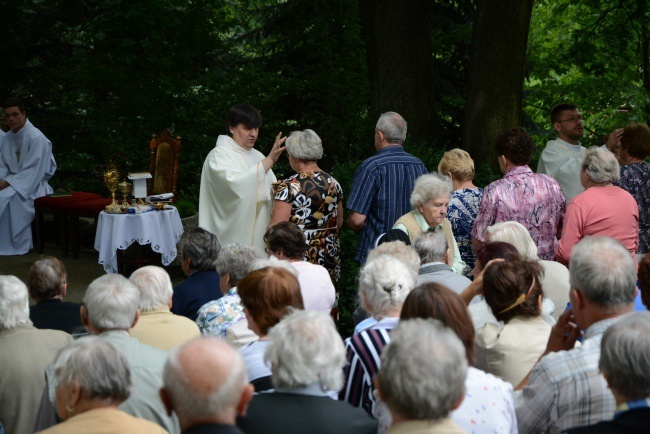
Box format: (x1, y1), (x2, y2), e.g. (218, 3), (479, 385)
(3, 108), (650, 434)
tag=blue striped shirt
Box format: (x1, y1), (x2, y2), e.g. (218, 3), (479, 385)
(347, 146), (427, 263)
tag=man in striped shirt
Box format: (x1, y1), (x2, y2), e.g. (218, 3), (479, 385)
(347, 112), (428, 264)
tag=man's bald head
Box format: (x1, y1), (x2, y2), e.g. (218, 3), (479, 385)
(161, 337), (252, 428)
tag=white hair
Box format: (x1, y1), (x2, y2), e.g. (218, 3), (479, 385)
(249, 257), (298, 277)
(54, 336), (131, 404)
(413, 229), (448, 264)
(600, 312), (650, 400)
(265, 309), (345, 391)
(376, 112), (407, 144)
(216, 243), (265, 286)
(285, 129), (323, 162)
(486, 221), (539, 260)
(569, 236), (636, 307)
(378, 318), (467, 421)
(359, 255), (416, 320)
(83, 274), (140, 330)
(0, 275), (32, 329)
(367, 241), (420, 280)
(582, 146), (620, 184)
(409, 173), (453, 208)
(129, 266), (173, 312)
(163, 338), (247, 421)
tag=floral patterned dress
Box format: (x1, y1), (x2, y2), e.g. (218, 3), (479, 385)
(275, 171), (343, 284)
(447, 187), (483, 276)
(616, 161), (650, 253)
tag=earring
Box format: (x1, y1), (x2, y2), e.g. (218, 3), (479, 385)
(66, 405), (75, 414)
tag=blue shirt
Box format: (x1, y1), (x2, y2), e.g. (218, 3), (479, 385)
(347, 146), (427, 263)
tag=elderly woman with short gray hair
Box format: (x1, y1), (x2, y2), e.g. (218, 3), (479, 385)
(269, 129), (343, 285)
(36, 337), (168, 434)
(393, 173), (466, 274)
(556, 147), (639, 264)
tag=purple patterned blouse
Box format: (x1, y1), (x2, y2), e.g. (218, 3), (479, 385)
(615, 161), (650, 253)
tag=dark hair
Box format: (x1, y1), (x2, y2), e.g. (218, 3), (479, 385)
(180, 227), (221, 271)
(2, 98), (26, 113)
(638, 254), (650, 309)
(237, 267), (304, 336)
(550, 103), (578, 123)
(482, 259), (544, 323)
(494, 128), (534, 166)
(475, 241), (520, 271)
(264, 222), (307, 260)
(401, 283), (475, 365)
(226, 103), (262, 131)
(28, 257), (67, 300)
(621, 123), (650, 160)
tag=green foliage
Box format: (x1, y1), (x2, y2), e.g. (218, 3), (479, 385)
(175, 199), (197, 219)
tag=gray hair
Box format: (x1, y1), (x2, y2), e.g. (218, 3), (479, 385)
(581, 146), (621, 184)
(265, 309), (345, 391)
(413, 228), (448, 264)
(600, 312), (650, 400)
(83, 274), (140, 330)
(164, 337), (247, 421)
(129, 266), (173, 312)
(181, 228), (221, 271)
(359, 255), (416, 320)
(285, 129), (323, 162)
(249, 257), (298, 277)
(378, 318), (467, 421)
(367, 241), (420, 280)
(569, 236), (636, 308)
(376, 112), (407, 144)
(0, 275), (32, 329)
(215, 243), (265, 286)
(486, 221), (539, 260)
(53, 336), (131, 404)
(409, 173), (453, 208)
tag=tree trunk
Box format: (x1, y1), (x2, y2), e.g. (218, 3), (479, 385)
(462, 0), (534, 171)
(358, 0), (436, 147)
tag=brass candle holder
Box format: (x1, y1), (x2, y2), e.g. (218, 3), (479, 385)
(103, 163), (122, 213)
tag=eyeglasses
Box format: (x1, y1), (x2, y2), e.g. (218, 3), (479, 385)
(558, 116), (583, 124)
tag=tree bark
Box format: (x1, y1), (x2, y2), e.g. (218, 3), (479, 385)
(462, 0), (534, 171)
(358, 0), (436, 146)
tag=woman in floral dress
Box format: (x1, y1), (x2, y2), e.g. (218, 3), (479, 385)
(270, 129), (343, 285)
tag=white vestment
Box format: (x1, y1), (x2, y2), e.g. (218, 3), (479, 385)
(198, 135), (276, 252)
(537, 138), (586, 203)
(0, 119), (56, 255)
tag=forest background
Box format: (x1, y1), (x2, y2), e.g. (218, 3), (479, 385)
(2, 0), (649, 333)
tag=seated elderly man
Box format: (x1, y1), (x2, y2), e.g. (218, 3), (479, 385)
(413, 228), (471, 294)
(36, 274), (179, 433)
(161, 337), (253, 434)
(377, 318), (468, 433)
(515, 236), (637, 433)
(172, 228), (222, 321)
(565, 312), (650, 433)
(129, 266), (200, 350)
(28, 256), (85, 335)
(196, 243), (265, 348)
(265, 222), (335, 313)
(0, 275), (73, 434)
(237, 310), (377, 434)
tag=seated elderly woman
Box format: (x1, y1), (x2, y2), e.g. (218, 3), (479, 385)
(36, 337), (167, 434)
(394, 283), (517, 434)
(438, 149), (483, 276)
(393, 173), (465, 274)
(340, 255), (416, 415)
(486, 221), (570, 322)
(614, 123), (650, 258)
(556, 147), (639, 264)
(265, 222), (335, 314)
(195, 243), (265, 347)
(237, 266), (304, 393)
(270, 129), (343, 285)
(377, 319), (468, 434)
(237, 310), (377, 434)
(172, 227), (222, 321)
(473, 259), (552, 388)
(128, 266), (200, 350)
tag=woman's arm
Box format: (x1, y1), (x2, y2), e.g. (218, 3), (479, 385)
(269, 200), (292, 227)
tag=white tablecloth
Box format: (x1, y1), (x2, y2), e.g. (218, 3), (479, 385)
(95, 208), (184, 273)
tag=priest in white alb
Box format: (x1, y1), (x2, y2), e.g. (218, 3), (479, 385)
(199, 103), (286, 253)
(0, 98), (56, 255)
